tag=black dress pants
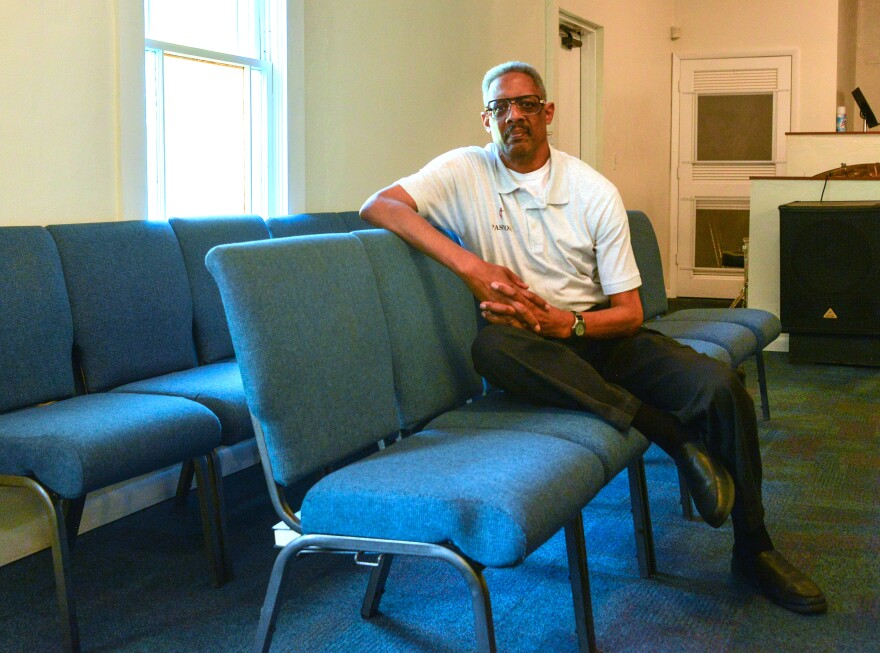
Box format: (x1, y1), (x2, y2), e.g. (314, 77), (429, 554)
(471, 324), (766, 532)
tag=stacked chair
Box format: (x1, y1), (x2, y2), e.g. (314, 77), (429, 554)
(627, 211), (781, 421)
(0, 227), (227, 653)
(207, 230), (657, 652)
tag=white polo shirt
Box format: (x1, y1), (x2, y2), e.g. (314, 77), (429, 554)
(397, 143), (642, 311)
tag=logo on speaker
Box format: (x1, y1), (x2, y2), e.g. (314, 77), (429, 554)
(822, 308), (838, 319)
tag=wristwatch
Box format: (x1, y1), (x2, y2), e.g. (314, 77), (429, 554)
(571, 311), (586, 337)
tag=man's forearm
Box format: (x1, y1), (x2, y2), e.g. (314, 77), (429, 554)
(360, 186), (479, 277)
(361, 185), (542, 331)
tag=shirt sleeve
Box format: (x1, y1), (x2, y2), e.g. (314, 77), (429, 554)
(396, 148), (471, 235)
(590, 187), (642, 297)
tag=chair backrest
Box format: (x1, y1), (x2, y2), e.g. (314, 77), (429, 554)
(206, 233), (400, 487)
(0, 227), (76, 413)
(355, 230), (483, 429)
(265, 212), (349, 238)
(47, 220), (197, 392)
(169, 216), (270, 364)
(337, 210), (373, 231)
(626, 210), (668, 320)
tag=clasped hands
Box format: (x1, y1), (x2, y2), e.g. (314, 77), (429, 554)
(464, 259), (573, 339)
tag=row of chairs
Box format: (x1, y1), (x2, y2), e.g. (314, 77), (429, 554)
(0, 210), (779, 651)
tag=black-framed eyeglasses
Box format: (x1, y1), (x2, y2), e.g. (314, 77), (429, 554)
(484, 95), (545, 119)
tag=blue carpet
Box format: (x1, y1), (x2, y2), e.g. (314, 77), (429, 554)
(0, 353), (877, 652)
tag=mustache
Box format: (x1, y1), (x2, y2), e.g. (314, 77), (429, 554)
(503, 122), (531, 140)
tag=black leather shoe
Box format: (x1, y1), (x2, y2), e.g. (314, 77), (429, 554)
(672, 440), (735, 528)
(732, 550), (827, 614)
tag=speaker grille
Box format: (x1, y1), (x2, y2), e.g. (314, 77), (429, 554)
(780, 202), (880, 336)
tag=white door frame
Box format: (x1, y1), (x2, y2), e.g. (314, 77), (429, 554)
(546, 7), (603, 170)
(669, 50), (798, 298)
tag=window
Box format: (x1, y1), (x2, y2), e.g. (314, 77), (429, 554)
(144, 0), (286, 220)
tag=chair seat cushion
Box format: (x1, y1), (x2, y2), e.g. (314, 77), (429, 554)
(0, 393), (220, 498)
(426, 393), (649, 480)
(112, 361), (252, 445)
(301, 428), (604, 568)
(660, 308), (782, 349)
(672, 338), (733, 366)
(644, 320), (757, 367)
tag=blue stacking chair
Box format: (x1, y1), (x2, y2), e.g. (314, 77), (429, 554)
(266, 211), (372, 238)
(169, 215), (270, 499)
(265, 211), (350, 238)
(0, 227), (224, 653)
(356, 229), (657, 579)
(627, 210), (780, 520)
(627, 211), (778, 419)
(207, 233), (611, 652)
(628, 209), (780, 420)
(169, 216), (270, 366)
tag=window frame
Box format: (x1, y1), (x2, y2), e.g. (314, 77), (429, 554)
(143, 0), (287, 220)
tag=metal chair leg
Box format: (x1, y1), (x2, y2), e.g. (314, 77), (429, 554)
(175, 459), (195, 507)
(194, 452), (233, 586)
(361, 553), (394, 618)
(756, 352), (771, 420)
(564, 513), (597, 653)
(447, 557), (495, 653)
(61, 496), (86, 551)
(253, 537), (307, 653)
(1, 476), (80, 653)
(626, 457), (656, 578)
(255, 534), (499, 653)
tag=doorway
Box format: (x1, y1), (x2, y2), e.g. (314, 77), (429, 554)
(671, 55), (791, 298)
(555, 13), (601, 169)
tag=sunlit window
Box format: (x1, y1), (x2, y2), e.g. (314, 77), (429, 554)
(144, 0), (285, 220)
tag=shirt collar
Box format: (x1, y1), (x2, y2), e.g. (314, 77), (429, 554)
(487, 143), (570, 204)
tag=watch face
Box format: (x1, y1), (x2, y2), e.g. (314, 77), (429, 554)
(572, 312), (586, 336)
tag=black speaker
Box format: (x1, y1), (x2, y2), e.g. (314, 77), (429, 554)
(779, 201), (880, 365)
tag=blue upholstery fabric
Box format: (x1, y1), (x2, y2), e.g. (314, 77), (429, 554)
(644, 320), (757, 367)
(427, 393), (649, 480)
(169, 216), (270, 364)
(112, 360), (253, 445)
(47, 221), (197, 392)
(302, 428), (604, 567)
(265, 212), (348, 238)
(206, 234), (401, 486)
(0, 393), (220, 498)
(627, 211), (669, 320)
(338, 210), (372, 231)
(0, 227), (75, 413)
(672, 338), (733, 367)
(660, 307), (782, 350)
(355, 230), (483, 428)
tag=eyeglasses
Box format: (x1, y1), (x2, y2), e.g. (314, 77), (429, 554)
(484, 95), (545, 119)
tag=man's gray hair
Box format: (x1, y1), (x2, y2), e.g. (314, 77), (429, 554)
(481, 61), (547, 103)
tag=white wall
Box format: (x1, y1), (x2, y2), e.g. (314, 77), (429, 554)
(855, 0), (880, 131)
(838, 0), (860, 119)
(672, 0), (841, 133)
(298, 0), (547, 212)
(0, 0), (120, 226)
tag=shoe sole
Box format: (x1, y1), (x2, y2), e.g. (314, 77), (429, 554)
(691, 466), (734, 528)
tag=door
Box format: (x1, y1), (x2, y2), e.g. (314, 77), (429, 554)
(672, 55), (791, 298)
(555, 15), (600, 169)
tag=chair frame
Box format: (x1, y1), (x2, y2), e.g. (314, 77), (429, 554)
(0, 450), (230, 653)
(250, 419), (656, 653)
